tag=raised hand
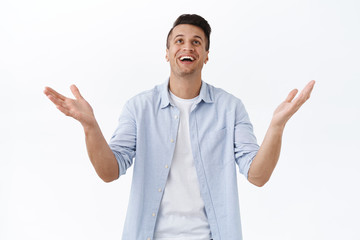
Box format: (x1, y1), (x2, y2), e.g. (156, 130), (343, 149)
(44, 85), (96, 128)
(271, 80), (315, 128)
(248, 80), (316, 186)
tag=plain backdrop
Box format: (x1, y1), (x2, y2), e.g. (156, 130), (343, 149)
(1, 0), (359, 239)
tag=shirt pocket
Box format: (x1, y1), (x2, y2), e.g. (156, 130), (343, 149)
(201, 127), (233, 168)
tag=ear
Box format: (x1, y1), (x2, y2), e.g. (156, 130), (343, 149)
(165, 49), (169, 62)
(204, 51), (209, 64)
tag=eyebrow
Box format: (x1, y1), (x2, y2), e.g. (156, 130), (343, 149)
(174, 34), (203, 41)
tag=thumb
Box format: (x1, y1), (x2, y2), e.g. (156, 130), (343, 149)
(285, 89), (298, 103)
(70, 84), (83, 99)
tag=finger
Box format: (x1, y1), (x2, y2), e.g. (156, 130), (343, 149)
(70, 84), (83, 100)
(302, 80), (315, 100)
(292, 80), (316, 108)
(43, 86), (66, 101)
(47, 94), (66, 108)
(56, 104), (71, 116)
(285, 89), (298, 102)
(295, 80), (316, 103)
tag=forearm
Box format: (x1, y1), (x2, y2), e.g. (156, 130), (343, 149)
(44, 85), (119, 182)
(83, 120), (119, 182)
(248, 122), (284, 187)
(247, 81), (315, 187)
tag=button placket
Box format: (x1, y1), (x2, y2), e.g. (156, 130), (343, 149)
(170, 106), (179, 145)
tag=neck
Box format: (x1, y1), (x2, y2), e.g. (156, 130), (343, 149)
(168, 72), (202, 99)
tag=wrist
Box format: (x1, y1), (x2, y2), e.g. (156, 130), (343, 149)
(82, 117), (99, 134)
(269, 120), (286, 133)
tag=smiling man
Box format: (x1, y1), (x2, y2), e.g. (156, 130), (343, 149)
(44, 14), (315, 240)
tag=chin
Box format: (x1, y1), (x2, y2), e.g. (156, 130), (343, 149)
(179, 70), (197, 77)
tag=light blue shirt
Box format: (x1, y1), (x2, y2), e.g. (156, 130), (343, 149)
(109, 79), (259, 240)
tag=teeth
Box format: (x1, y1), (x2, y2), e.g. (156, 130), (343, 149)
(180, 56), (194, 61)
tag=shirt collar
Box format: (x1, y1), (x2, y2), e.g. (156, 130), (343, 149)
(160, 78), (214, 109)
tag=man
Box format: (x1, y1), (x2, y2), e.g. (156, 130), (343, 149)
(44, 14), (315, 240)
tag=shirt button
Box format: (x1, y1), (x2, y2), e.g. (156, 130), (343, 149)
(152, 212), (156, 217)
(165, 165), (169, 168)
(170, 139), (174, 143)
(158, 188), (162, 192)
(147, 238), (151, 240)
(174, 115), (178, 119)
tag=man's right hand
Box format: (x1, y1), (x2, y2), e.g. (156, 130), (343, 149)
(44, 85), (96, 129)
(44, 84), (119, 182)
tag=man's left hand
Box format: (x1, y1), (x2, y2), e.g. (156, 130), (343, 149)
(271, 80), (315, 129)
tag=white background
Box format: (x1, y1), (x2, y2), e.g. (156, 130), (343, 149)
(1, 0), (359, 239)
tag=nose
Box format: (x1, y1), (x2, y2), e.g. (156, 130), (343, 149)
(182, 41), (194, 51)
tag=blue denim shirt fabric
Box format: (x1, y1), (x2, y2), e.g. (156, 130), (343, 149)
(109, 79), (259, 240)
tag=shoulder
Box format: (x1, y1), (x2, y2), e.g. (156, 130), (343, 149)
(206, 82), (244, 107)
(128, 82), (162, 102)
(124, 83), (163, 110)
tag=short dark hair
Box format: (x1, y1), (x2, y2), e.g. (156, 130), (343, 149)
(166, 14), (211, 51)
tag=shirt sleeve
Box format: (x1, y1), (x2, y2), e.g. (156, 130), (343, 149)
(108, 101), (137, 178)
(233, 100), (259, 179)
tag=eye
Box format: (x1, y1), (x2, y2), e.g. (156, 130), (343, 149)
(176, 39), (183, 44)
(193, 40), (200, 45)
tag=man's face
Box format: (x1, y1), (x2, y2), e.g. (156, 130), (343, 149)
(166, 24), (209, 78)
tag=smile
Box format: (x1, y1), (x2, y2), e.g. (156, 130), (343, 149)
(179, 56), (195, 62)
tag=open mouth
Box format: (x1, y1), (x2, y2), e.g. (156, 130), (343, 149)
(179, 56), (195, 62)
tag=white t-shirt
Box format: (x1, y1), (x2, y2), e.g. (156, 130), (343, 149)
(153, 91), (212, 240)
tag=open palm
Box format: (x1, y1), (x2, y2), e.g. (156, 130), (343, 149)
(44, 85), (96, 128)
(272, 80), (315, 128)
